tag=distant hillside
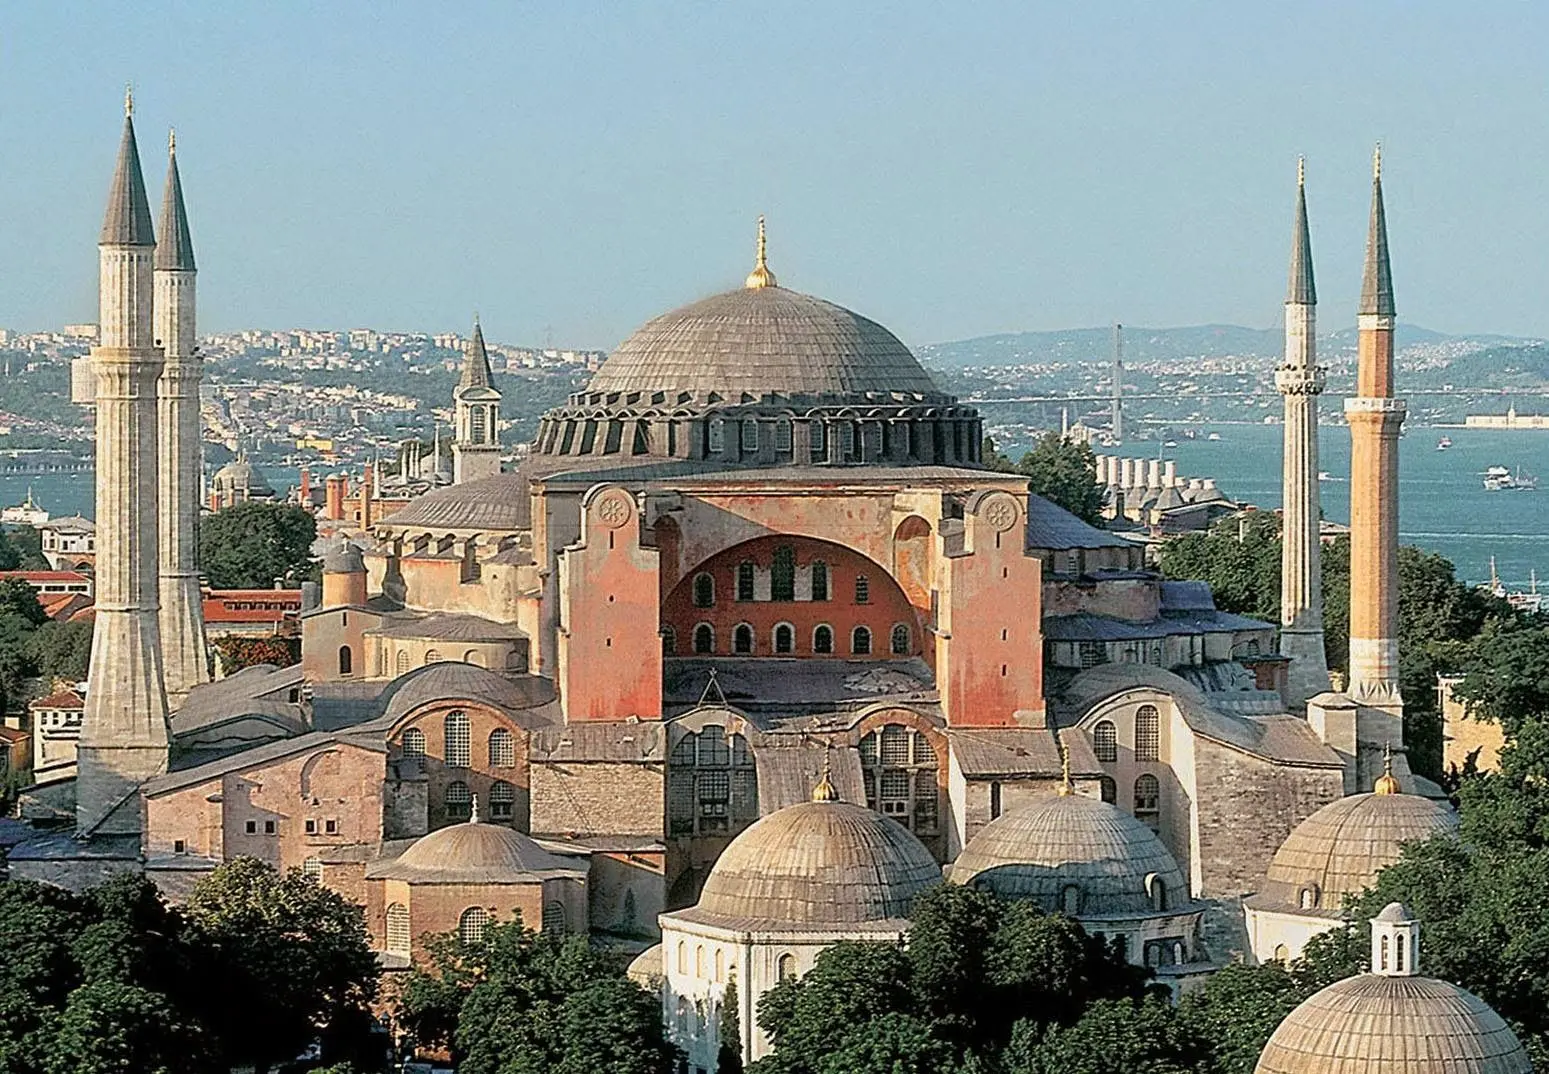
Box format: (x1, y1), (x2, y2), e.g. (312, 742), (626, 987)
(918, 323), (1517, 369)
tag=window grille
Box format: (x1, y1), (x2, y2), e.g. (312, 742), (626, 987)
(736, 561), (755, 601)
(386, 903), (411, 955)
(890, 624), (910, 655)
(771, 546), (795, 601)
(693, 573), (715, 607)
(402, 728), (426, 758)
(854, 574), (870, 604)
(1134, 774), (1161, 828)
(694, 623), (714, 653)
(542, 901), (566, 934)
(774, 624), (795, 654)
(811, 561), (829, 601)
(733, 624), (754, 654)
(445, 780), (472, 820)
(1135, 705), (1160, 761)
(489, 780), (516, 819)
(459, 907), (488, 945)
(489, 728), (515, 768)
(444, 710), (471, 768)
(851, 626), (872, 654)
(741, 420), (759, 452)
(303, 857), (322, 881)
(708, 419), (724, 452)
(813, 624), (833, 653)
(775, 420), (792, 451)
(1093, 721), (1118, 762)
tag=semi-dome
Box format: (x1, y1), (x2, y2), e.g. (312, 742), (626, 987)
(1253, 790), (1456, 915)
(367, 816), (584, 884)
(688, 798), (940, 928)
(951, 790), (1190, 916)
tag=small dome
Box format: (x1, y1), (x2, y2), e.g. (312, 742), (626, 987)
(586, 286), (946, 401)
(322, 542), (365, 574)
(951, 792), (1189, 916)
(1256, 792), (1456, 914)
(1254, 975), (1531, 1074)
(212, 457), (273, 495)
(368, 820), (584, 884)
(380, 662), (554, 723)
(691, 800), (940, 927)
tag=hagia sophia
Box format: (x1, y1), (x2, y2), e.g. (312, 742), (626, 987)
(6, 100), (1527, 1074)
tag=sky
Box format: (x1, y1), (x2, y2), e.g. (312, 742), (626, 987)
(3, 2), (1548, 348)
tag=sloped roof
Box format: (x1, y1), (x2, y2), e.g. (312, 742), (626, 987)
(947, 727), (1100, 779)
(1023, 494), (1131, 551)
(101, 115), (155, 246)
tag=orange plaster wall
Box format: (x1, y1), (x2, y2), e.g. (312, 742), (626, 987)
(557, 487), (663, 721)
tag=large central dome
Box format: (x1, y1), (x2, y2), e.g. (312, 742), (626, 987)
(586, 285), (945, 400)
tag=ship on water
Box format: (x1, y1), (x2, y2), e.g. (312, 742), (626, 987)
(1436, 435), (1452, 450)
(1482, 465), (1538, 492)
(0, 488), (49, 527)
(1484, 557), (1544, 614)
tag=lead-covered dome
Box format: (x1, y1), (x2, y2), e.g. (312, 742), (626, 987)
(1252, 791), (1456, 915)
(687, 799), (940, 928)
(367, 819), (584, 884)
(951, 791), (1189, 916)
(586, 285), (945, 400)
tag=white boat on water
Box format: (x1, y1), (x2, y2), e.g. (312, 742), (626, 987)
(1483, 465), (1538, 492)
(1207, 432), (1222, 442)
(0, 488), (49, 527)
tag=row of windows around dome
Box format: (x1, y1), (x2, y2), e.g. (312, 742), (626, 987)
(668, 621), (911, 657)
(400, 715), (518, 770)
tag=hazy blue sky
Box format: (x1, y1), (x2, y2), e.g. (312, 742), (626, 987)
(3, 2), (1547, 347)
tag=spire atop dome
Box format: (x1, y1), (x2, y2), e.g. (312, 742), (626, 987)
(1057, 740), (1073, 796)
(744, 214), (778, 290)
(458, 317), (493, 391)
(470, 793), (480, 824)
(155, 127), (196, 271)
(101, 98), (156, 247)
(1360, 143), (1395, 316)
(1374, 742), (1401, 794)
(1287, 157), (1316, 305)
(811, 754), (838, 802)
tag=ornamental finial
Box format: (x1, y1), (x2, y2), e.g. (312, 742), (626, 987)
(470, 793), (480, 823)
(745, 214), (778, 289)
(125, 83), (134, 118)
(1057, 740), (1073, 796)
(1297, 155), (1305, 187)
(1373, 142), (1382, 181)
(812, 752), (838, 802)
(1374, 742), (1400, 795)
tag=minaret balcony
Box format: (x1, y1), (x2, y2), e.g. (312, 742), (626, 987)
(1274, 367), (1326, 395)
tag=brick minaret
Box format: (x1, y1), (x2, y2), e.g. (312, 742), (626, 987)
(77, 92), (171, 834)
(1276, 159), (1330, 706)
(453, 318), (502, 483)
(154, 130), (209, 704)
(1345, 146), (1404, 709)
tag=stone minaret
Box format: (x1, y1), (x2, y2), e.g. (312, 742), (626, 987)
(77, 92), (171, 834)
(154, 130), (209, 705)
(1275, 159), (1330, 706)
(1345, 145), (1404, 710)
(452, 317), (502, 483)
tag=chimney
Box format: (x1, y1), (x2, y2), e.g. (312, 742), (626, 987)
(324, 475), (345, 520)
(1147, 459), (1161, 487)
(1164, 460), (1178, 487)
(359, 467), (375, 530)
(299, 466), (311, 504)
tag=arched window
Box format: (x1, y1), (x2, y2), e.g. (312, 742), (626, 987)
(777, 953), (797, 980)
(489, 780), (516, 820)
(854, 574), (870, 604)
(1380, 934), (1390, 972)
(811, 561), (829, 601)
(425, 649), (442, 665)
(386, 903), (411, 956)
(402, 727), (426, 759)
(859, 724), (938, 834)
(445, 780), (472, 821)
(890, 623), (910, 655)
(1061, 884), (1082, 915)
(1395, 931), (1406, 972)
(395, 650), (410, 675)
(459, 906), (488, 945)
(1135, 705), (1160, 761)
(775, 419), (792, 452)
(677, 941), (687, 975)
(1147, 874), (1168, 912)
(851, 626), (872, 655)
(302, 856), (323, 882)
(693, 573), (715, 608)
(668, 725), (758, 836)
(733, 623), (754, 654)
(1134, 774), (1160, 828)
(1299, 885), (1320, 910)
(771, 546), (795, 601)
(444, 710), (471, 768)
(695, 946), (706, 978)
(773, 623), (795, 654)
(1273, 943), (1289, 963)
(1098, 775), (1117, 804)
(694, 623), (715, 654)
(741, 419), (759, 452)
(337, 645), (352, 675)
(377, 648), (387, 676)
(661, 626), (676, 656)
(736, 561), (755, 601)
(1093, 721), (1118, 763)
(708, 418), (724, 453)
(813, 624), (834, 654)
(489, 728), (515, 768)
(990, 781), (1003, 819)
(542, 900), (566, 934)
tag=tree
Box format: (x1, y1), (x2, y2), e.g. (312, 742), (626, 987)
(44, 982), (192, 1074)
(813, 1011), (956, 1074)
(718, 974), (744, 1074)
(1017, 434), (1106, 525)
(181, 858), (380, 1071)
(1454, 620), (1549, 737)
(755, 942), (917, 1073)
(197, 501), (318, 589)
(212, 635), (300, 673)
(1158, 512), (1283, 623)
(1006, 995), (1195, 1074)
(27, 619), (93, 686)
(1174, 962), (1306, 1074)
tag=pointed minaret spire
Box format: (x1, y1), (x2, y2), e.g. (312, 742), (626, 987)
(101, 97), (156, 247)
(155, 129), (196, 271)
(452, 315), (503, 483)
(458, 315), (493, 391)
(1287, 157), (1316, 305)
(1360, 144), (1395, 317)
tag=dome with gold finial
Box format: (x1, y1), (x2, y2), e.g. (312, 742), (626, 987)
(1373, 742), (1402, 796)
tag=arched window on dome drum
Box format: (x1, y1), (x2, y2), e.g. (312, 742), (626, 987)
(1134, 774), (1160, 829)
(694, 623), (715, 654)
(1147, 873), (1168, 912)
(402, 727), (426, 760)
(695, 946), (706, 978)
(775, 420), (792, 453)
(890, 624), (910, 655)
(714, 948), (724, 982)
(840, 422), (855, 458)
(1273, 943), (1289, 963)
(1299, 885), (1319, 910)
(736, 561), (755, 602)
(668, 725), (758, 836)
(860, 725), (938, 835)
(445, 780), (472, 821)
(489, 780), (516, 820)
(395, 650), (411, 675)
(386, 903), (411, 957)
(661, 626), (676, 656)
(708, 419), (725, 453)
(425, 649), (442, 666)
(459, 906), (488, 946)
(489, 728), (515, 768)
(1093, 721), (1118, 763)
(809, 421), (826, 462)
(811, 561), (829, 601)
(771, 546), (795, 601)
(741, 420), (758, 453)
(773, 623), (795, 654)
(1379, 934), (1390, 972)
(445, 711), (471, 768)
(542, 900), (566, 935)
(1061, 884), (1082, 916)
(337, 645), (352, 676)
(693, 572), (715, 608)
(470, 407), (488, 444)
(733, 624), (754, 654)
(1099, 776), (1117, 804)
(777, 953), (797, 981)
(1135, 705), (1160, 761)
(851, 626), (872, 655)
(378, 648), (387, 676)
(813, 624), (834, 654)
(1395, 931), (1406, 972)
(676, 942), (687, 975)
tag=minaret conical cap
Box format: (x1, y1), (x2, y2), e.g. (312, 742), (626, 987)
(1287, 157), (1316, 305)
(458, 317), (494, 391)
(101, 104), (156, 247)
(1359, 144), (1395, 317)
(155, 130), (196, 271)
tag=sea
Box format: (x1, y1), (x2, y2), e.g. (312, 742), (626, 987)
(2, 433), (1546, 590)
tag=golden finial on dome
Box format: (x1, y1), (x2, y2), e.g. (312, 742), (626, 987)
(1057, 740), (1073, 796)
(1374, 742), (1400, 795)
(744, 215), (778, 290)
(812, 752), (838, 802)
